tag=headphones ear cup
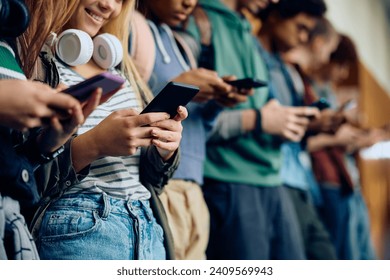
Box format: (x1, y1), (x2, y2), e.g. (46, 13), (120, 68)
(93, 33), (123, 69)
(0, 0), (30, 38)
(0, 0), (10, 26)
(55, 29), (94, 66)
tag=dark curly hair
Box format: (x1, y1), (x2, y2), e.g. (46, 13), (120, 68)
(330, 34), (359, 87)
(330, 34), (358, 66)
(258, 0), (327, 21)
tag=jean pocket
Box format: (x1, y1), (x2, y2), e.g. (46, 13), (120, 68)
(39, 208), (102, 241)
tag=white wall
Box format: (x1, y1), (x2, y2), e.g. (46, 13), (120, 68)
(325, 0), (390, 94)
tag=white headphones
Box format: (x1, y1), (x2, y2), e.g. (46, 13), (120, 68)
(53, 29), (123, 69)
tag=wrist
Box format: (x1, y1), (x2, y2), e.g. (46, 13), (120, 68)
(74, 131), (101, 159)
(38, 145), (65, 163)
(259, 107), (271, 134)
(35, 131), (60, 154)
(156, 146), (174, 162)
(242, 109), (257, 132)
(23, 137), (64, 165)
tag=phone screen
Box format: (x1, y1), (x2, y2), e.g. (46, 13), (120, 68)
(141, 82), (199, 118)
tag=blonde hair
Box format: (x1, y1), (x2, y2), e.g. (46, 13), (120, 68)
(101, 0), (153, 105)
(20, 0), (153, 105)
(19, 0), (79, 78)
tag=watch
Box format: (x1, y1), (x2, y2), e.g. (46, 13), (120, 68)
(39, 145), (65, 163)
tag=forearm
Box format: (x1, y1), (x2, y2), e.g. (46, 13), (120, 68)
(156, 147), (175, 162)
(71, 131), (100, 172)
(207, 109), (257, 143)
(307, 134), (343, 152)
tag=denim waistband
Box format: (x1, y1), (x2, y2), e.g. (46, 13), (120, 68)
(50, 193), (152, 220)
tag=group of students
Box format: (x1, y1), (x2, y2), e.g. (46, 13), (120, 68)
(1, 0), (389, 260)
(1, 0), (185, 260)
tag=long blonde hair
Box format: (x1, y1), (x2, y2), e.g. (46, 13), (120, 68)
(101, 0), (153, 105)
(20, 0), (153, 105)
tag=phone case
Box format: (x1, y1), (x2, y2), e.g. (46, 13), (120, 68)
(62, 72), (125, 101)
(310, 98), (330, 111)
(141, 82), (199, 118)
(226, 78), (267, 89)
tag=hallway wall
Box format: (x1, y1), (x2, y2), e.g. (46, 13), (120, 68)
(325, 0), (390, 96)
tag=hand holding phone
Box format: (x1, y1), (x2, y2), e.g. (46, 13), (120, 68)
(62, 72), (125, 102)
(141, 82), (199, 118)
(226, 78), (267, 90)
(309, 98), (331, 111)
(306, 98), (331, 120)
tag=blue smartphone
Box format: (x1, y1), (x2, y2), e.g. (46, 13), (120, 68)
(62, 72), (125, 102)
(141, 82), (199, 118)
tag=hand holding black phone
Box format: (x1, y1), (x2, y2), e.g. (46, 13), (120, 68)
(141, 82), (199, 118)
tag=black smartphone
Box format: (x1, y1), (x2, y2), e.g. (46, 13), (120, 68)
(226, 78), (267, 90)
(62, 72), (125, 102)
(310, 98), (331, 111)
(141, 82), (199, 118)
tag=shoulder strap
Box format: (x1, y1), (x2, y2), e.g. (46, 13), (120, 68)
(34, 44), (60, 88)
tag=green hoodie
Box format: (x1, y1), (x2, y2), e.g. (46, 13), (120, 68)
(187, 0), (282, 187)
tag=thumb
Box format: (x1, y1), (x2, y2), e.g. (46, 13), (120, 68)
(173, 106), (188, 121)
(267, 98), (280, 107)
(222, 75), (237, 82)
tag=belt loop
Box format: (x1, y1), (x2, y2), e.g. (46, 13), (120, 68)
(101, 193), (110, 219)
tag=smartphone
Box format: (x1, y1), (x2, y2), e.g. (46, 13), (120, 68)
(226, 78), (267, 90)
(141, 82), (200, 118)
(306, 98), (331, 120)
(62, 72), (125, 102)
(310, 98), (331, 111)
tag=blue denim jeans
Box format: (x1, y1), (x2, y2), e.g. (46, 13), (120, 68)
(203, 179), (306, 260)
(36, 193), (166, 260)
(319, 184), (376, 260)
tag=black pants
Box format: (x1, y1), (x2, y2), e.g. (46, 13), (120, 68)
(203, 179), (305, 260)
